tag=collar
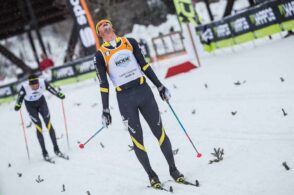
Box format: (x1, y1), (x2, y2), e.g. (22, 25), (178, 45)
(102, 37), (121, 48)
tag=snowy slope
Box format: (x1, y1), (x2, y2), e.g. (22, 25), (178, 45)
(1, 36), (294, 195)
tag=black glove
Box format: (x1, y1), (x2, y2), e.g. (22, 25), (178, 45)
(102, 108), (112, 127)
(14, 103), (21, 111)
(158, 85), (171, 101)
(57, 92), (65, 99)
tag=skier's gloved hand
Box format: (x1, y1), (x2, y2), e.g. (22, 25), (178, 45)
(102, 108), (112, 127)
(57, 92), (65, 99)
(158, 85), (171, 101)
(14, 103), (21, 111)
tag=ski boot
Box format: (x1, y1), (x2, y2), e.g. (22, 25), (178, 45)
(43, 153), (50, 161)
(54, 146), (62, 156)
(148, 170), (161, 189)
(54, 147), (69, 160)
(42, 150), (49, 160)
(149, 176), (161, 189)
(170, 167), (185, 183)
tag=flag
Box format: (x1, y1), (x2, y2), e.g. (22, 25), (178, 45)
(173, 0), (201, 26)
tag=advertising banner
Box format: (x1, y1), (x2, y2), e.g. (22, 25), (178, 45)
(212, 19), (234, 48)
(229, 12), (255, 44)
(0, 85), (13, 98)
(196, 23), (216, 52)
(195, 0), (294, 52)
(66, 0), (99, 54)
(276, 0), (294, 30)
(248, 1), (282, 38)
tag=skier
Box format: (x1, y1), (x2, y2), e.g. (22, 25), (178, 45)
(14, 74), (65, 161)
(94, 19), (184, 189)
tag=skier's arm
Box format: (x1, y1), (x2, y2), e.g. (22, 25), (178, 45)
(14, 86), (26, 110)
(94, 52), (109, 110)
(45, 81), (65, 99)
(127, 38), (163, 88)
(45, 81), (58, 95)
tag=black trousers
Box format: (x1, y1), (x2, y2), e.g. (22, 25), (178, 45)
(117, 83), (176, 178)
(25, 96), (59, 156)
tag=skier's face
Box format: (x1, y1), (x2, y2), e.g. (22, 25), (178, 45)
(30, 83), (39, 90)
(98, 21), (113, 37)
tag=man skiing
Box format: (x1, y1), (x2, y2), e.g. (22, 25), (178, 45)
(94, 19), (184, 189)
(14, 74), (65, 161)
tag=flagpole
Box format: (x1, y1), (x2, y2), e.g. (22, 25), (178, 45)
(186, 23), (202, 67)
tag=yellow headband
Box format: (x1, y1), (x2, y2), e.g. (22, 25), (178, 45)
(95, 19), (112, 34)
(29, 78), (38, 81)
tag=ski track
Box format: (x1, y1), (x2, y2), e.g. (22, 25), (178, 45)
(1, 37), (294, 194)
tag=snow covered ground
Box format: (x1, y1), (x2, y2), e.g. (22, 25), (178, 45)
(0, 35), (294, 195)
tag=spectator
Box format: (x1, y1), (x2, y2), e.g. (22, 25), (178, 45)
(39, 54), (54, 71)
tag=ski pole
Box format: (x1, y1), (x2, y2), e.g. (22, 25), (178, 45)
(79, 126), (104, 149)
(61, 100), (70, 150)
(19, 110), (30, 161)
(166, 101), (202, 158)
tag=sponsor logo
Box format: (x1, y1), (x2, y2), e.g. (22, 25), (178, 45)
(279, 1), (294, 17)
(79, 27), (95, 48)
(69, 0), (95, 48)
(76, 60), (95, 73)
(214, 23), (232, 38)
(122, 116), (135, 133)
(105, 51), (110, 56)
(201, 28), (214, 43)
(120, 68), (136, 78)
(128, 126), (136, 134)
(114, 54), (130, 67)
(54, 67), (75, 79)
(231, 17), (250, 33)
(124, 42), (129, 48)
(0, 86), (12, 97)
(95, 67), (103, 84)
(250, 8), (276, 26)
(93, 57), (103, 84)
(139, 45), (147, 56)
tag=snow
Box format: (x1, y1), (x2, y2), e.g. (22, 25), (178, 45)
(1, 0), (294, 193)
(1, 30), (294, 194)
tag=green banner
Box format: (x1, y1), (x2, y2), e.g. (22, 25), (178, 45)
(234, 32), (255, 44)
(277, 0), (294, 30)
(196, 0), (294, 52)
